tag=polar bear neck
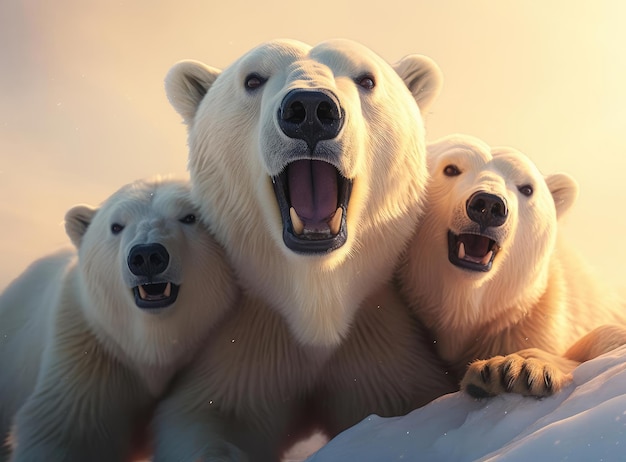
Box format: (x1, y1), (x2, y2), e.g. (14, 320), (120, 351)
(232, 237), (404, 349)
(208, 199), (418, 349)
(75, 269), (216, 395)
(421, 255), (560, 365)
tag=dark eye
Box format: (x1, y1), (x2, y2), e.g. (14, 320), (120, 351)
(443, 164), (462, 176)
(518, 184), (533, 197)
(245, 73), (267, 90)
(179, 214), (196, 224)
(356, 74), (375, 90)
(111, 223), (124, 235)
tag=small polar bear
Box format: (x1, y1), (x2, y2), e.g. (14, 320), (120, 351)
(152, 38), (454, 461)
(397, 134), (626, 398)
(0, 177), (237, 461)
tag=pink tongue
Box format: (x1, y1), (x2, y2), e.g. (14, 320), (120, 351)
(288, 160), (338, 224)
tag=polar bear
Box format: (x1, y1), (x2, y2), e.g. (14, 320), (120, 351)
(0, 177), (237, 461)
(397, 134), (626, 398)
(153, 39), (455, 461)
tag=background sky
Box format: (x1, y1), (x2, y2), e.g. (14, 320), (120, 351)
(1, 0), (625, 293)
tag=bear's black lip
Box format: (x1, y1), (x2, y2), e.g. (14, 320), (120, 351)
(271, 161), (352, 255)
(447, 230), (500, 272)
(132, 282), (180, 310)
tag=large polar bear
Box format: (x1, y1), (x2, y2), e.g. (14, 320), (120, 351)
(154, 38), (455, 461)
(0, 177), (237, 461)
(397, 134), (626, 398)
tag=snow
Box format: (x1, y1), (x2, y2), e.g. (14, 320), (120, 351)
(306, 345), (626, 461)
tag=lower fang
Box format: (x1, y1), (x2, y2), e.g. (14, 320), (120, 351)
(481, 251), (493, 265)
(290, 207), (304, 235)
(458, 242), (466, 260)
(328, 207), (343, 235)
(163, 283), (171, 297)
(138, 285), (147, 300)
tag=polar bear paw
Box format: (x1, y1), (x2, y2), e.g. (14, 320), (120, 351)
(460, 350), (575, 399)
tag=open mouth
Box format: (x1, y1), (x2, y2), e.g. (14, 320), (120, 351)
(448, 231), (500, 272)
(272, 159), (353, 254)
(133, 282), (180, 309)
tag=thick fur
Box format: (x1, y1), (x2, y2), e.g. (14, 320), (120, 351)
(0, 178), (237, 461)
(155, 38), (455, 461)
(397, 134), (626, 398)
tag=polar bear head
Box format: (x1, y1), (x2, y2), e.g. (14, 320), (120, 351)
(398, 134), (579, 334)
(64, 177), (237, 366)
(164, 39), (441, 346)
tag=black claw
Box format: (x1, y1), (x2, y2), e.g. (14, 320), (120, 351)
(521, 363), (534, 391)
(544, 369), (553, 392)
(465, 384), (494, 399)
(480, 364), (491, 383)
(501, 360), (515, 392)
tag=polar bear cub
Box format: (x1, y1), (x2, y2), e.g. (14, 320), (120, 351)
(0, 177), (237, 461)
(397, 134), (626, 398)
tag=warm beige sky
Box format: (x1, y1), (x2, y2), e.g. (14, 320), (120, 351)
(0, 1), (625, 292)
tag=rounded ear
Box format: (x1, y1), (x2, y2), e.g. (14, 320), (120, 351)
(65, 205), (98, 248)
(545, 172), (579, 219)
(392, 54), (443, 115)
(165, 60), (222, 125)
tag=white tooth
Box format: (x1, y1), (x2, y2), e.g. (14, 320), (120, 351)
(289, 207), (304, 235)
(329, 207), (343, 235)
(164, 283), (171, 298)
(138, 285), (147, 300)
(481, 250), (493, 265)
(458, 242), (466, 260)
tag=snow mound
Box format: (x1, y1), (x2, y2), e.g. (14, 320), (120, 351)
(307, 345), (626, 461)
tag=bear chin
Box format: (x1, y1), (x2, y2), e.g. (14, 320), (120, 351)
(132, 282), (180, 310)
(271, 159), (353, 254)
(447, 230), (500, 272)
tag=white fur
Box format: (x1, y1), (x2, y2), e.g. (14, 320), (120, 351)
(0, 177), (236, 461)
(397, 134), (626, 379)
(154, 39), (454, 461)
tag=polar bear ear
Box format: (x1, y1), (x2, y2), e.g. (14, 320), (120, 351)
(165, 60), (222, 125)
(65, 205), (98, 248)
(545, 172), (579, 218)
(393, 54), (443, 115)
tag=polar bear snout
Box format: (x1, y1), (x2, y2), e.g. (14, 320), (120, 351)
(447, 192), (508, 273)
(270, 88), (354, 255)
(278, 88), (344, 151)
(127, 243), (180, 310)
(466, 191), (508, 229)
(443, 187), (512, 273)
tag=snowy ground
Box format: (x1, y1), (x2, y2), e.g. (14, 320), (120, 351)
(305, 345), (626, 461)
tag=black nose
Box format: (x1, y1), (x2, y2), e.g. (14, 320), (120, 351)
(466, 192), (508, 228)
(278, 88), (344, 150)
(128, 243), (170, 277)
